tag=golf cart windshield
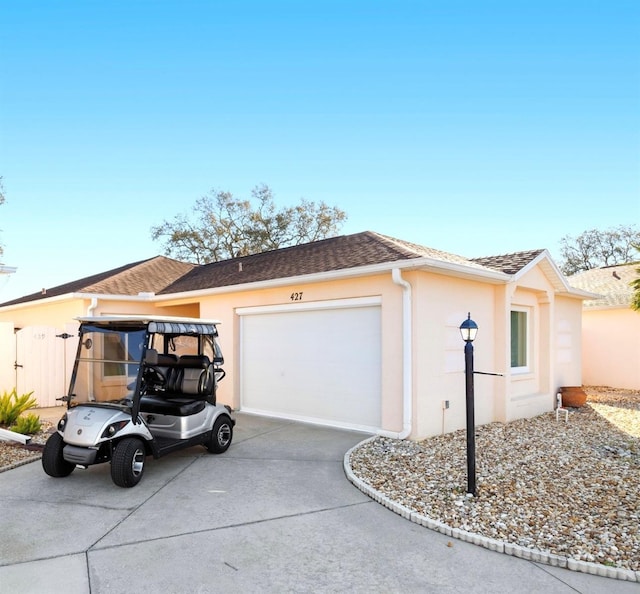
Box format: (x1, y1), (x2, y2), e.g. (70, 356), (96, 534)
(67, 319), (223, 409)
(68, 324), (147, 408)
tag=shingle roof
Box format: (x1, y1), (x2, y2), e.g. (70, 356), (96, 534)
(0, 256), (195, 307)
(471, 250), (546, 275)
(158, 231), (491, 294)
(0, 232), (551, 307)
(568, 263), (639, 308)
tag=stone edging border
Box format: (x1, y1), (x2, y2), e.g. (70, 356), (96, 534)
(343, 436), (639, 583)
(0, 453), (42, 474)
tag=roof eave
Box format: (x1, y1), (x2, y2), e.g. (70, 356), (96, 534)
(583, 302), (633, 311)
(76, 314), (222, 325)
(156, 257), (511, 304)
(0, 291), (161, 312)
(0, 255), (598, 309)
(564, 288), (603, 301)
(0, 292), (79, 311)
(511, 250), (598, 299)
(512, 250), (564, 288)
(409, 257), (510, 283)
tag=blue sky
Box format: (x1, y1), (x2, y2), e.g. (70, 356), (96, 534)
(1, 1), (638, 301)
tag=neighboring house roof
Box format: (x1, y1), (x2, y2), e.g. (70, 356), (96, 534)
(0, 256), (195, 307)
(158, 231), (493, 294)
(0, 231), (586, 308)
(568, 263), (639, 309)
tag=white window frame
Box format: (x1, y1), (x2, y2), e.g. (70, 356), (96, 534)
(510, 307), (530, 373)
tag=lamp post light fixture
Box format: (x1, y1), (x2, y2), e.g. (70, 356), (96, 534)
(459, 313), (478, 496)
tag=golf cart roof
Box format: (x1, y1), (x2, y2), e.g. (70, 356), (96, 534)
(75, 315), (222, 334)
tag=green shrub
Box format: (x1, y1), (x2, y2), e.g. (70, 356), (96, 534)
(11, 413), (42, 435)
(0, 388), (37, 426)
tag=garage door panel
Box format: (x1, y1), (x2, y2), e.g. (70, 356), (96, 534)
(241, 305), (381, 430)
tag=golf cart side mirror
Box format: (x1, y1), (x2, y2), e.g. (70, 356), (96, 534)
(145, 349), (158, 366)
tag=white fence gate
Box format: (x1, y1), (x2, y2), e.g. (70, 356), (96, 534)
(14, 325), (78, 408)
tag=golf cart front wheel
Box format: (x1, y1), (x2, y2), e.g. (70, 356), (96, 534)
(206, 415), (233, 454)
(111, 437), (146, 487)
(42, 432), (75, 477)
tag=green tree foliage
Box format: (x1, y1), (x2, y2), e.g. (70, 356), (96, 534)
(151, 185), (347, 264)
(559, 224), (640, 276)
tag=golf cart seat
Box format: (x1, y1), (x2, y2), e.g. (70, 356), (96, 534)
(172, 355), (214, 396)
(140, 355), (215, 416)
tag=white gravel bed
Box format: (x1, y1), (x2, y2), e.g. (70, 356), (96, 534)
(348, 387), (640, 575)
(0, 422), (53, 472)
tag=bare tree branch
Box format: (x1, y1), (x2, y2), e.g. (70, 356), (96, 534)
(559, 225), (640, 275)
(150, 185), (347, 264)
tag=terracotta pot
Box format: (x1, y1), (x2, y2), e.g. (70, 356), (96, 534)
(560, 386), (587, 408)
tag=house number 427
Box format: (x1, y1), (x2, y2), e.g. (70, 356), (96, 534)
(290, 292), (303, 301)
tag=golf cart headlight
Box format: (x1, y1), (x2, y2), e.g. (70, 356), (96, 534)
(101, 420), (129, 438)
(57, 414), (67, 432)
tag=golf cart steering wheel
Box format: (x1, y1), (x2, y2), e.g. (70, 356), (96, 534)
(143, 365), (167, 387)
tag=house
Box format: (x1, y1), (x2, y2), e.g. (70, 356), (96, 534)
(0, 231), (593, 439)
(568, 263), (640, 390)
(0, 256), (196, 406)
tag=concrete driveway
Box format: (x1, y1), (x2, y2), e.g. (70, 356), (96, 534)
(0, 414), (636, 594)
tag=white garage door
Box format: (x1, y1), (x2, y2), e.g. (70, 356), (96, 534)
(239, 298), (381, 432)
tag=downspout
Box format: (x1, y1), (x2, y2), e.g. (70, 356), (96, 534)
(86, 297), (98, 316)
(378, 268), (412, 439)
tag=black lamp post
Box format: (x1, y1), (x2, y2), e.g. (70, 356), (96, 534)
(459, 313), (478, 496)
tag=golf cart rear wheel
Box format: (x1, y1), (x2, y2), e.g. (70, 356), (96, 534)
(42, 432), (75, 477)
(206, 415), (233, 454)
(111, 437), (146, 487)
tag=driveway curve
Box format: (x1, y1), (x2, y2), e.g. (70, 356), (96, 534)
(0, 414), (636, 594)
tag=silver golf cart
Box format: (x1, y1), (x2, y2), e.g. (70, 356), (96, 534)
(42, 315), (234, 487)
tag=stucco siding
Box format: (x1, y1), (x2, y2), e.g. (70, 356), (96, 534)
(98, 301), (200, 319)
(180, 273), (406, 431)
(0, 299), (87, 329)
(504, 281), (557, 422)
(554, 296), (584, 389)
(412, 272), (498, 439)
(0, 297), (199, 330)
(582, 308), (640, 390)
